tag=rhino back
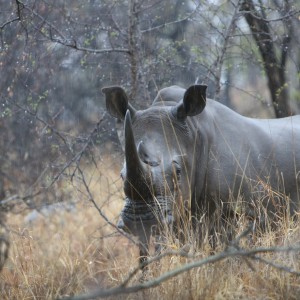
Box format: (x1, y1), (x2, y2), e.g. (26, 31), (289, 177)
(152, 86), (185, 106)
(203, 101), (300, 206)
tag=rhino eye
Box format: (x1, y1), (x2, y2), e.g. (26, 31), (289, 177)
(172, 161), (181, 180)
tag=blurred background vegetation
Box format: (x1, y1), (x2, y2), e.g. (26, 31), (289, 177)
(0, 0), (300, 237)
(0, 1), (300, 297)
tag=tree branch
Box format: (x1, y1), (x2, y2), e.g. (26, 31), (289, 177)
(75, 163), (140, 248)
(61, 242), (300, 300)
(141, 4), (201, 34)
(0, 0), (23, 30)
(48, 36), (130, 54)
(239, 8), (300, 23)
(0, 17), (20, 30)
(207, 0), (242, 99)
(16, 0), (130, 54)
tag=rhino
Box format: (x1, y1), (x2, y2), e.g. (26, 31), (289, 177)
(102, 84), (300, 262)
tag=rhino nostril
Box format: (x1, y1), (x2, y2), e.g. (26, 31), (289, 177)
(117, 219), (125, 229)
(117, 218), (129, 233)
(166, 214), (174, 225)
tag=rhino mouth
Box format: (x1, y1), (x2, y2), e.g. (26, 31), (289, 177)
(122, 199), (157, 221)
(118, 197), (174, 236)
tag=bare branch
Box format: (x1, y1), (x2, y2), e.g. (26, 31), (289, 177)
(0, 0), (23, 30)
(61, 242), (300, 300)
(207, 0), (242, 99)
(141, 3), (201, 34)
(239, 8), (300, 23)
(254, 255), (300, 276)
(0, 17), (20, 30)
(16, 0), (130, 54)
(75, 163), (140, 248)
(48, 36), (130, 54)
(1, 95), (98, 210)
(120, 248), (193, 288)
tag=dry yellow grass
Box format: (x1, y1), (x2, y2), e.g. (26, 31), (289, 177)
(1, 156), (300, 299)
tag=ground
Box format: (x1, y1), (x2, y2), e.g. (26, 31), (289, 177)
(1, 156), (300, 299)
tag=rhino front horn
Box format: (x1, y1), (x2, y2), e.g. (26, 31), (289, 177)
(124, 110), (147, 185)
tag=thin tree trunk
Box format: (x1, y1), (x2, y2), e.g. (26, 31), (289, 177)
(128, 0), (150, 105)
(128, 0), (140, 101)
(241, 0), (292, 118)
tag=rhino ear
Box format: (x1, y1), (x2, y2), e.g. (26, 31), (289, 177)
(174, 85), (207, 119)
(102, 86), (136, 120)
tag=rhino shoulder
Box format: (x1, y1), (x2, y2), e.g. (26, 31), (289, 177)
(153, 85), (185, 105)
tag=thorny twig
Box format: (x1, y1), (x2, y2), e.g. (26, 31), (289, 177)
(4, 96), (71, 151)
(1, 95), (102, 209)
(0, 17), (20, 30)
(2, 80), (139, 245)
(15, 0), (130, 54)
(2, 96), (139, 249)
(0, 0), (23, 30)
(239, 8), (300, 23)
(141, 2), (201, 33)
(206, 0), (242, 99)
(75, 164), (140, 247)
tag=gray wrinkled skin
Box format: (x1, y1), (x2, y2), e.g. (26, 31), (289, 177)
(102, 85), (300, 261)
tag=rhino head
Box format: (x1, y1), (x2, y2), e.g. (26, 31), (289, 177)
(102, 85), (207, 262)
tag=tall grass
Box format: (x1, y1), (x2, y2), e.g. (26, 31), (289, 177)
(1, 156), (300, 299)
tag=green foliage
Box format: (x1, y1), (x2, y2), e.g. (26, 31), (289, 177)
(191, 46), (205, 64)
(0, 108), (12, 118)
(109, 31), (119, 38)
(26, 90), (49, 112)
(275, 82), (289, 99)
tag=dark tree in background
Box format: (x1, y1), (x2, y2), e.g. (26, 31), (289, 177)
(241, 0), (298, 118)
(0, 1), (299, 264)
